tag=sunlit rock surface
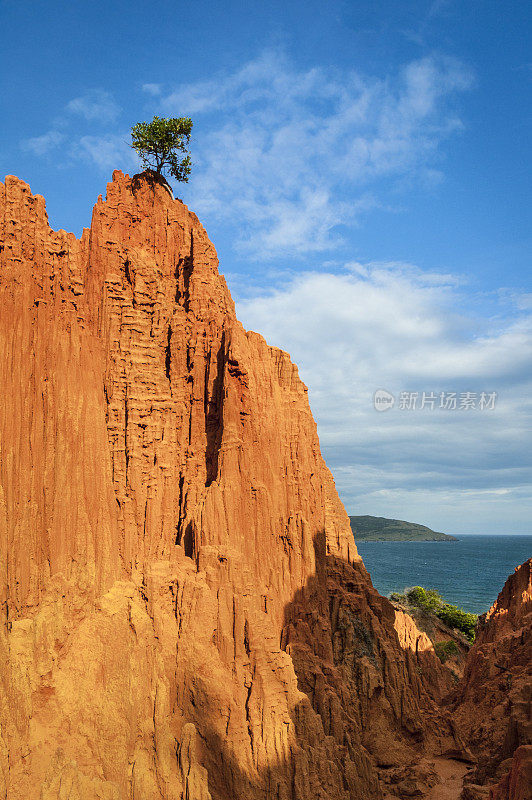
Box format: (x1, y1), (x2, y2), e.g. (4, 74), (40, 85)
(0, 171), (521, 799)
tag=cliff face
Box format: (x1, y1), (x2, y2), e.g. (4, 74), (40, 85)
(0, 171), (466, 800)
(453, 558), (532, 799)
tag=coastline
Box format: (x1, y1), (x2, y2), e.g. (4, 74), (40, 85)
(356, 534), (532, 614)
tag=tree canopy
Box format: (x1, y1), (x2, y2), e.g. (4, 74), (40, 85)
(130, 116), (193, 182)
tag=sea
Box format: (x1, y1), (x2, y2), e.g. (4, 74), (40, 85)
(356, 534), (532, 615)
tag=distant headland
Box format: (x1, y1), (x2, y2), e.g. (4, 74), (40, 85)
(350, 515), (458, 541)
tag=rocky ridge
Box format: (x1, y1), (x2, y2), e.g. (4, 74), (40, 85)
(453, 558), (532, 799)
(0, 170), (528, 800)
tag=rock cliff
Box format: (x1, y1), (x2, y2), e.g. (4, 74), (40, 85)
(0, 170), (516, 800)
(453, 558), (532, 799)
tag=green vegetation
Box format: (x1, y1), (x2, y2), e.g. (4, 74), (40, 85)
(400, 586), (478, 642)
(434, 640), (460, 663)
(436, 604), (478, 642)
(131, 116), (193, 182)
(406, 586), (443, 610)
(349, 515), (457, 542)
(389, 592), (407, 603)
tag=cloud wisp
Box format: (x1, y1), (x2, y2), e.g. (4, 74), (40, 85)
(66, 89), (121, 123)
(159, 50), (473, 257)
(20, 51), (472, 243)
(20, 89), (130, 169)
(22, 130), (65, 156)
(235, 262), (532, 533)
(72, 133), (138, 171)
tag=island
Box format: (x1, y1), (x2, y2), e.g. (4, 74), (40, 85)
(349, 515), (458, 542)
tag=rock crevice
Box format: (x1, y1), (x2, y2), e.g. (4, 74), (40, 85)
(0, 171), (527, 800)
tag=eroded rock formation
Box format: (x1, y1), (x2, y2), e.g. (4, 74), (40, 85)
(0, 171), (525, 800)
(453, 558), (532, 799)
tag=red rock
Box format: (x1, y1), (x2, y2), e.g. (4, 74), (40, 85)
(489, 746), (532, 800)
(452, 559), (532, 794)
(0, 170), (496, 799)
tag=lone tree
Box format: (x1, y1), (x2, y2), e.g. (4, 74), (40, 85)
(130, 116), (193, 182)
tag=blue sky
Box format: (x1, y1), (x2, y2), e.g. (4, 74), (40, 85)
(1, 0), (531, 533)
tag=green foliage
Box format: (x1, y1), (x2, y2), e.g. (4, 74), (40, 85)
(406, 586), (443, 611)
(389, 592), (407, 603)
(434, 639), (459, 663)
(130, 116), (193, 181)
(405, 585), (477, 642)
(437, 604), (478, 642)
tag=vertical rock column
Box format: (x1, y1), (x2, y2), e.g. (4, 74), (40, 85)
(0, 176), (120, 621)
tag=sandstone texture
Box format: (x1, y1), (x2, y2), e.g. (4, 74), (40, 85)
(389, 599), (471, 681)
(453, 559), (532, 799)
(0, 171), (527, 800)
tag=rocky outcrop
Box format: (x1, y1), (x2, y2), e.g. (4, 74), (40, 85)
(389, 599), (471, 680)
(0, 170), (464, 799)
(453, 559), (532, 798)
(489, 746), (532, 800)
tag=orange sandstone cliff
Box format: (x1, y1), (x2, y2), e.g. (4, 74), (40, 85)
(453, 558), (532, 800)
(0, 170), (514, 800)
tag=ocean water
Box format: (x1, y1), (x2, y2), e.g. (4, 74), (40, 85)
(356, 535), (532, 614)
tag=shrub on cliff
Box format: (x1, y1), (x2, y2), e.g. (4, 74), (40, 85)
(131, 116), (193, 181)
(406, 586), (442, 611)
(406, 586), (477, 642)
(434, 639), (460, 663)
(437, 604), (477, 642)
(389, 591), (406, 603)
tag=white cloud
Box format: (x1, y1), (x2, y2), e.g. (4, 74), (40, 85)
(142, 83), (162, 96)
(21, 89), (122, 162)
(160, 50), (473, 257)
(67, 89), (120, 122)
(21, 130), (65, 156)
(234, 263), (532, 534)
(72, 133), (139, 171)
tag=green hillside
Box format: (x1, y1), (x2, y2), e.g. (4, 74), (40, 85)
(349, 515), (458, 542)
